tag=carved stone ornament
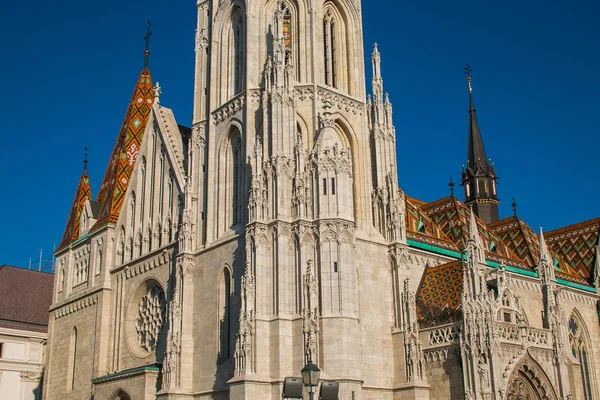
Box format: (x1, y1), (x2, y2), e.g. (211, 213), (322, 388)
(135, 285), (166, 352)
(19, 370), (42, 382)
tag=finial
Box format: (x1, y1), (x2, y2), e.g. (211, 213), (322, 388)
(449, 176), (455, 197)
(144, 20), (152, 69)
(512, 198), (517, 217)
(464, 63), (473, 93)
(373, 43), (379, 53)
(153, 82), (162, 103)
(83, 146), (88, 173)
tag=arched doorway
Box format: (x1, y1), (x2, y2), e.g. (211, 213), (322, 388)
(108, 388), (131, 400)
(506, 361), (557, 400)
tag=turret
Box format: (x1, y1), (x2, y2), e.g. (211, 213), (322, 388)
(460, 64), (499, 224)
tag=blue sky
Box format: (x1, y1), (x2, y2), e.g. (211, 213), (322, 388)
(1, 0), (598, 268)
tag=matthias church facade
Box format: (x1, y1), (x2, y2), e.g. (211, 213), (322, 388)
(44, 0), (600, 399)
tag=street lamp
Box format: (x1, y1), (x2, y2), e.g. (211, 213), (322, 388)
(301, 361), (321, 400)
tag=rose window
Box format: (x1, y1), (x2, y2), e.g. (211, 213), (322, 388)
(135, 285), (165, 352)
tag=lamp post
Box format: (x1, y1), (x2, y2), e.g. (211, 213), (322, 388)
(301, 361), (321, 400)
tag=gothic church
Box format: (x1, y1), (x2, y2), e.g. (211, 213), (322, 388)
(44, 0), (600, 399)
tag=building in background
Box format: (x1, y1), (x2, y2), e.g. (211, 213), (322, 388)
(0, 266), (53, 400)
(43, 1), (600, 399)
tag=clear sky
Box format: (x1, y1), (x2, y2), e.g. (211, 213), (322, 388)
(1, 0), (598, 268)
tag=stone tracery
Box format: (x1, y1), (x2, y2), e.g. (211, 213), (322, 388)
(135, 285), (166, 352)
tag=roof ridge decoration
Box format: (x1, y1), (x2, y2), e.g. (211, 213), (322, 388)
(58, 164), (93, 249)
(92, 67), (154, 229)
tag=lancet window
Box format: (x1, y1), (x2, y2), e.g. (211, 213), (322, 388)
(323, 9), (337, 88)
(569, 314), (594, 400)
(140, 157), (146, 222)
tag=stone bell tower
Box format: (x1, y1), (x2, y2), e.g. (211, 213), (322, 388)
(167, 0), (401, 398)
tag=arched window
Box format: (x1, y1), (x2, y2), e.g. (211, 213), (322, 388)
(168, 170), (173, 218)
(159, 149), (165, 218)
(68, 327), (77, 391)
(140, 157), (146, 223)
(59, 268), (65, 292)
(83, 259), (88, 282)
(129, 192), (136, 236)
(118, 226), (125, 265)
(222, 127), (244, 231)
(96, 248), (102, 275)
(323, 10), (337, 88)
(569, 314), (594, 400)
(219, 268), (232, 362)
(232, 13), (244, 94)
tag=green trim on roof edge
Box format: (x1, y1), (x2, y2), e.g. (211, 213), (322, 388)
(406, 239), (462, 258)
(407, 239), (596, 294)
(91, 364), (161, 383)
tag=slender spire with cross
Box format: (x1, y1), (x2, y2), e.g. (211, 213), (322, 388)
(449, 176), (455, 197)
(460, 63), (499, 224)
(512, 198), (518, 218)
(144, 20), (152, 68)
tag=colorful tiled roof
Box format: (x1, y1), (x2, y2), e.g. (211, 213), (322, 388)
(58, 170), (92, 249)
(92, 68), (154, 229)
(405, 197), (459, 252)
(489, 217), (588, 286)
(420, 197), (528, 269)
(546, 218), (600, 282)
(416, 260), (463, 329)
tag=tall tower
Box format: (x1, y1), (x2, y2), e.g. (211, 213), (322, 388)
(181, 1), (398, 399)
(461, 64), (499, 224)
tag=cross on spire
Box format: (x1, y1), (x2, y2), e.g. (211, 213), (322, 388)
(464, 63), (473, 93)
(83, 146), (88, 173)
(449, 176), (455, 197)
(144, 20), (152, 68)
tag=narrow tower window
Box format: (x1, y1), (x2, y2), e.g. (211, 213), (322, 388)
(569, 315), (594, 400)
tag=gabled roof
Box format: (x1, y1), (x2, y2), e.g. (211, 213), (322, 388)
(489, 217), (541, 267)
(58, 170), (92, 249)
(405, 197), (459, 252)
(545, 217), (600, 282)
(489, 217), (588, 286)
(420, 196), (528, 269)
(416, 260), (463, 329)
(0, 266), (54, 332)
(92, 68), (154, 229)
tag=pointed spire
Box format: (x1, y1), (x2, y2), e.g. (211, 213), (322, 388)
(539, 227), (556, 283)
(468, 205), (484, 263)
(461, 64), (499, 224)
(92, 44), (154, 229)
(58, 161), (93, 249)
(464, 64), (488, 175)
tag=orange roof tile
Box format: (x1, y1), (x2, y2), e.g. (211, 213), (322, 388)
(416, 260), (463, 328)
(92, 68), (154, 229)
(545, 218), (600, 282)
(58, 170), (92, 249)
